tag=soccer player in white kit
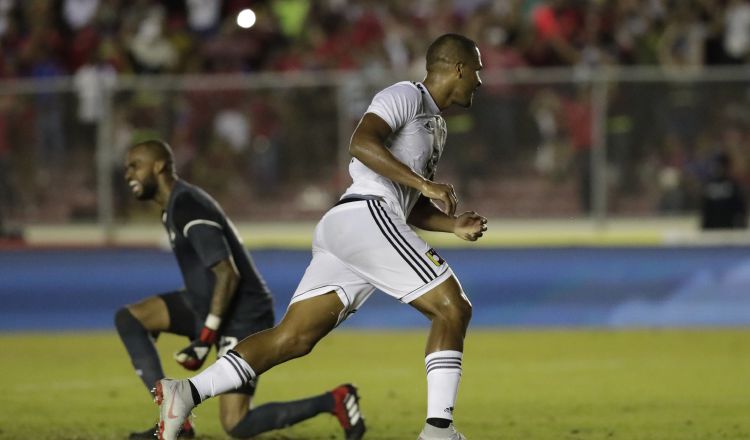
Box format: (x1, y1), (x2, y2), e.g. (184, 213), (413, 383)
(154, 33), (488, 440)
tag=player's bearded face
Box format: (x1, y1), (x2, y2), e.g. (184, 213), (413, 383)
(125, 148), (160, 201)
(134, 174), (158, 200)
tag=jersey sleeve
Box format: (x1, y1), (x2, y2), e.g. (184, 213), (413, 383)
(172, 193), (231, 268)
(365, 82), (421, 132)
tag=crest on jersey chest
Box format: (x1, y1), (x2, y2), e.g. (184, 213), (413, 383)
(422, 116), (447, 144)
(424, 115), (446, 177)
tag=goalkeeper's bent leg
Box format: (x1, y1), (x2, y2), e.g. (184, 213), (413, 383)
(115, 307), (165, 394)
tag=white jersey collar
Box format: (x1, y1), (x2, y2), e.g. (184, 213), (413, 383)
(414, 82), (440, 114)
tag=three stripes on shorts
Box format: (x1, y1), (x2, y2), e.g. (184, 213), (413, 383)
(366, 200), (438, 284)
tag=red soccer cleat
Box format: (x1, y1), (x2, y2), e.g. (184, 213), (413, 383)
(331, 384), (366, 440)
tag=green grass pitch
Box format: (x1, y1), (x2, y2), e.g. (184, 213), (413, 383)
(1, 329), (748, 440)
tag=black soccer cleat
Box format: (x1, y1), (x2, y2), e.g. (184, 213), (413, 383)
(331, 383), (366, 440)
(127, 419), (195, 439)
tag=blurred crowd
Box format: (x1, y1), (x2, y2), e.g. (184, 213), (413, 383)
(1, 0), (750, 230)
(2, 0), (750, 80)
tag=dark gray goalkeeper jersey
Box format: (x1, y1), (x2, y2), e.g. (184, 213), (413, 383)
(162, 180), (273, 326)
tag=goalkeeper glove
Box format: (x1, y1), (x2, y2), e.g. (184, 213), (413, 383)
(175, 314), (221, 371)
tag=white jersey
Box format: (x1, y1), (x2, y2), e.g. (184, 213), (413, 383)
(342, 81), (447, 219)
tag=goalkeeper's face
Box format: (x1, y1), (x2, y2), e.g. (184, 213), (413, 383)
(124, 147), (159, 201)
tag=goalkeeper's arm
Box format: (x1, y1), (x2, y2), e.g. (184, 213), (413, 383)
(175, 257), (240, 370)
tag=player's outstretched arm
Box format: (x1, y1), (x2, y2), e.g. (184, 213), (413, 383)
(174, 257), (240, 370)
(408, 196), (488, 241)
(350, 113), (458, 215)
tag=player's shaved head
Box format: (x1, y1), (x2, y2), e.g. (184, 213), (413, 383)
(131, 139), (175, 173)
(426, 33), (479, 72)
(423, 33), (483, 108)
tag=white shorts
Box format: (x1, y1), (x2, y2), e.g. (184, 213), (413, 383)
(291, 198), (453, 322)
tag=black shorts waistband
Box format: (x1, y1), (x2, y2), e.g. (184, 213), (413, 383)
(333, 195), (382, 207)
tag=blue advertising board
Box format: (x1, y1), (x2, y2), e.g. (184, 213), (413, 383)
(1, 247), (749, 331)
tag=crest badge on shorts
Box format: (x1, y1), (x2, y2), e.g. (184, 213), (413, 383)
(425, 248), (444, 266)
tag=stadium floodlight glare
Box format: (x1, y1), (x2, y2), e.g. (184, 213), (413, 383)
(236, 8), (256, 29)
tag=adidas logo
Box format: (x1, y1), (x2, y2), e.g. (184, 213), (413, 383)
(345, 394), (361, 425)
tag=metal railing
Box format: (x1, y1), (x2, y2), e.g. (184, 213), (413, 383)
(1, 65), (748, 241)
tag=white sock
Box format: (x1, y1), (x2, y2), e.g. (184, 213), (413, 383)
(425, 350), (463, 421)
(189, 351), (256, 401)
